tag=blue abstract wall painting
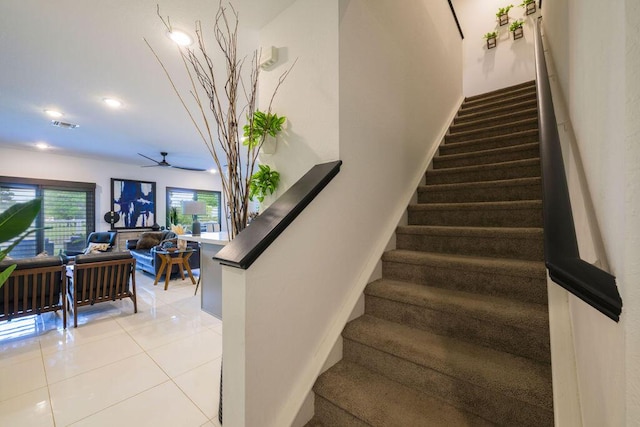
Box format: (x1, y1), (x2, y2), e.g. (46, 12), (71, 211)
(111, 178), (156, 229)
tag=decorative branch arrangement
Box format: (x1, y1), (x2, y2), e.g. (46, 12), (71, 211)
(145, 2), (294, 239)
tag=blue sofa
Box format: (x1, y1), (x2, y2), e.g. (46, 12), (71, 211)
(126, 231), (200, 278)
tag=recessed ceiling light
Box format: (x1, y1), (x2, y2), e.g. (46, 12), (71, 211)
(103, 98), (122, 108)
(44, 109), (63, 118)
(209, 168), (217, 174)
(167, 30), (193, 46)
(36, 142), (50, 150)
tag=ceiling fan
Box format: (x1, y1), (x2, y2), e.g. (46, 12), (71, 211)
(138, 152), (206, 172)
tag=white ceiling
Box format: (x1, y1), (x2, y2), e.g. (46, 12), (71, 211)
(0, 0), (296, 171)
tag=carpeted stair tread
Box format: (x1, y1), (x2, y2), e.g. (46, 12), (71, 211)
(440, 129), (539, 155)
(343, 315), (553, 410)
(445, 117), (538, 144)
(366, 279), (548, 331)
(459, 91), (537, 115)
(382, 250), (545, 279)
(454, 99), (537, 124)
(449, 108), (538, 134)
(381, 250), (548, 304)
(408, 200), (543, 228)
(426, 157), (540, 185)
(418, 177), (542, 203)
(464, 80), (535, 103)
(313, 360), (494, 427)
(396, 225), (543, 260)
(364, 279), (551, 363)
(461, 86), (536, 110)
(433, 142), (540, 169)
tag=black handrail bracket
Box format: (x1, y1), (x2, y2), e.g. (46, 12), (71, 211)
(213, 161), (342, 270)
(534, 19), (622, 321)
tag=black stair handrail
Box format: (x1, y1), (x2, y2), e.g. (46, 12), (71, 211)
(534, 19), (622, 321)
(213, 161), (342, 270)
(447, 0), (464, 39)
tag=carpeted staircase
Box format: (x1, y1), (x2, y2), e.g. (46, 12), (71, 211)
(307, 81), (553, 426)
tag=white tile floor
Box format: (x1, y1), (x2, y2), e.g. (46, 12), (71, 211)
(0, 270), (222, 427)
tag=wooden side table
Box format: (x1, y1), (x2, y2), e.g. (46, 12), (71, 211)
(153, 249), (196, 290)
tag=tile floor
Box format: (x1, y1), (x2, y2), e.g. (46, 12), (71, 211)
(0, 270), (222, 427)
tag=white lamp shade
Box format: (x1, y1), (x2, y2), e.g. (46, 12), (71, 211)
(182, 200), (207, 215)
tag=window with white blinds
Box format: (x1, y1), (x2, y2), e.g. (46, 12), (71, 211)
(166, 187), (221, 230)
(0, 177), (96, 258)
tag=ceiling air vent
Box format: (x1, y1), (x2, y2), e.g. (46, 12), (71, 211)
(51, 120), (79, 129)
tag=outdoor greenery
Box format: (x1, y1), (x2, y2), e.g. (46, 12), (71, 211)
(0, 199), (42, 287)
(249, 164), (280, 203)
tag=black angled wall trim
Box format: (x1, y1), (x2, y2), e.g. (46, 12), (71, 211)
(534, 19), (622, 321)
(213, 161), (342, 270)
(447, 0), (464, 39)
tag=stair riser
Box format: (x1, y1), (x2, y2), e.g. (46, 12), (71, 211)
(440, 131), (538, 156)
(396, 232), (543, 261)
(343, 340), (553, 427)
(449, 109), (537, 133)
(365, 295), (550, 363)
(460, 92), (537, 113)
(453, 100), (537, 124)
(446, 120), (538, 144)
(464, 82), (536, 103)
(312, 396), (369, 427)
(408, 206), (543, 228)
(433, 145), (540, 169)
(382, 260), (547, 304)
(418, 182), (542, 203)
(426, 163), (540, 185)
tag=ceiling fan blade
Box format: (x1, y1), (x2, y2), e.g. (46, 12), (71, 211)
(138, 153), (161, 165)
(172, 165), (207, 172)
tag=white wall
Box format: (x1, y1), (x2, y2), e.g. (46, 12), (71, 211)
(453, 0), (540, 97)
(1, 147), (223, 231)
(257, 0), (340, 194)
(222, 0), (463, 425)
(543, 0), (640, 425)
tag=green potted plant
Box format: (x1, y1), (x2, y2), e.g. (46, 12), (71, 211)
(520, 0), (536, 15)
(509, 19), (525, 40)
(496, 5), (513, 26)
(0, 199), (42, 287)
(483, 31), (498, 49)
(249, 164), (280, 203)
(243, 110), (287, 154)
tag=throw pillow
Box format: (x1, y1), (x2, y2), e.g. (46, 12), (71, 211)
(135, 232), (162, 250)
(84, 242), (110, 254)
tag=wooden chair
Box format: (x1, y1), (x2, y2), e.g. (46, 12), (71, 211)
(0, 256), (66, 328)
(67, 251), (137, 327)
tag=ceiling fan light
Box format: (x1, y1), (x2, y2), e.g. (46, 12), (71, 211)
(44, 109), (63, 118)
(167, 30), (193, 46)
(103, 98), (122, 108)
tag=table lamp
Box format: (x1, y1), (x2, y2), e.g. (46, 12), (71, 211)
(182, 200), (207, 236)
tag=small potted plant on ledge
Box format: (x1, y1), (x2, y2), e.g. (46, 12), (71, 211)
(510, 19), (524, 40)
(484, 31), (498, 49)
(496, 5), (513, 26)
(250, 164), (281, 205)
(520, 0), (536, 15)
